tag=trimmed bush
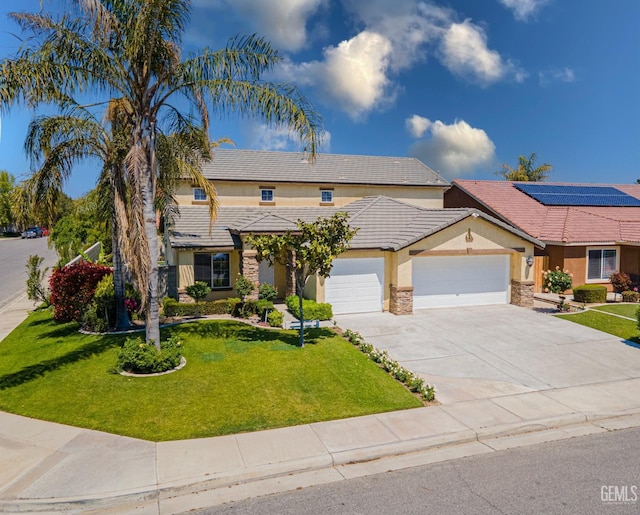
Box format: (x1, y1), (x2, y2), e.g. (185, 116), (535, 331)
(285, 295), (333, 320)
(621, 290), (639, 303)
(116, 335), (182, 374)
(162, 297), (240, 317)
(258, 283), (278, 301)
(233, 299), (274, 319)
(573, 284), (607, 304)
(49, 263), (112, 322)
(267, 310), (284, 328)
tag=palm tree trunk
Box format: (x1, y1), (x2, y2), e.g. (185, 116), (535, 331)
(144, 126), (161, 348)
(112, 231), (130, 331)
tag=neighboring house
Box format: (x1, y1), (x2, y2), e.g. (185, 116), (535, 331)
(445, 180), (640, 292)
(165, 149), (543, 314)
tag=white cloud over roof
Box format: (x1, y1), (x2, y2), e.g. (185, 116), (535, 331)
(204, 1), (528, 118)
(407, 117), (496, 178)
(205, 0), (326, 51)
(439, 20), (525, 85)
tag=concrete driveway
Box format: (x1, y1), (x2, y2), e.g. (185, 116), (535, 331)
(335, 305), (640, 404)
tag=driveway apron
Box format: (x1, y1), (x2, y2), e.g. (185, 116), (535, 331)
(335, 305), (640, 404)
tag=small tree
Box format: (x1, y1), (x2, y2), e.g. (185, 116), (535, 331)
(25, 255), (49, 305)
(235, 274), (256, 301)
(542, 267), (573, 311)
(247, 213), (357, 347)
(610, 272), (631, 302)
(185, 281), (211, 318)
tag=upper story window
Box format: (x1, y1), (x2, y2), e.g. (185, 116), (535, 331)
(260, 188), (274, 203)
(193, 188), (207, 201)
(587, 247), (617, 281)
(320, 190), (333, 204)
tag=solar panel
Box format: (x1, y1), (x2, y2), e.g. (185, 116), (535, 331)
(513, 184), (640, 207)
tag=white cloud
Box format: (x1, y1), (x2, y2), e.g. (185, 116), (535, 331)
(499, 0), (549, 21)
(274, 2), (525, 118)
(440, 20), (525, 86)
(539, 67), (576, 86)
(275, 31), (395, 120)
(407, 117), (496, 178)
(406, 114), (432, 138)
(245, 122), (331, 152)
(202, 0), (326, 51)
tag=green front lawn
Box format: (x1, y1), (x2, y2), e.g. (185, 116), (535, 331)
(0, 308), (422, 441)
(591, 303), (640, 319)
(557, 309), (640, 344)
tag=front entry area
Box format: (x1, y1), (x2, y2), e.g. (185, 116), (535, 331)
(412, 254), (510, 309)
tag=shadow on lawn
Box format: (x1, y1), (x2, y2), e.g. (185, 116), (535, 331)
(0, 336), (119, 390)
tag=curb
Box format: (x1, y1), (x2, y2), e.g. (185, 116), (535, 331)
(2, 411), (640, 513)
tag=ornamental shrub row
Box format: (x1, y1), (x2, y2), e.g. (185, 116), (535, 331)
(343, 329), (436, 402)
(285, 295), (333, 321)
(162, 297), (282, 326)
(162, 297), (240, 317)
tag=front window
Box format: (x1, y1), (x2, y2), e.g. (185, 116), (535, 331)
(194, 252), (230, 288)
(587, 248), (617, 281)
(320, 190), (333, 203)
(193, 188), (207, 201)
(261, 189), (274, 202)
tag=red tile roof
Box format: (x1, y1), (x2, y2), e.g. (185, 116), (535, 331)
(451, 180), (640, 244)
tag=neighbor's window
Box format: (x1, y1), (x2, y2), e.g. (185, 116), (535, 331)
(194, 252), (230, 288)
(261, 189), (274, 202)
(587, 248), (617, 281)
(193, 188), (207, 201)
(320, 190), (333, 203)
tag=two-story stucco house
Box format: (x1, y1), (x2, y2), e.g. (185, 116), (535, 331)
(165, 149), (543, 315)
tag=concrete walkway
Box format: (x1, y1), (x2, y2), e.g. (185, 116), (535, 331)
(1, 300), (640, 513)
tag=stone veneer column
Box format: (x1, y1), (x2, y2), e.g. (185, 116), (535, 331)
(241, 249), (260, 301)
(285, 251), (297, 297)
(511, 279), (534, 307)
(390, 285), (413, 315)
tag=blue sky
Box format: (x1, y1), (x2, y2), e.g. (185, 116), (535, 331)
(0, 0), (638, 198)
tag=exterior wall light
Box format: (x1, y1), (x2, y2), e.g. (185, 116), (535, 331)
(526, 255), (534, 267)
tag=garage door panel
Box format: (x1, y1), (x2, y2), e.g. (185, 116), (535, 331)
(325, 258), (384, 315)
(413, 255), (509, 309)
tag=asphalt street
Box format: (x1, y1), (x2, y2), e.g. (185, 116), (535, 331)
(194, 427), (640, 515)
(0, 236), (58, 310)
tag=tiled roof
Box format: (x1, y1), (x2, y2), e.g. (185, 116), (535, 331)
(201, 149), (448, 187)
(451, 180), (640, 244)
(169, 196), (542, 251)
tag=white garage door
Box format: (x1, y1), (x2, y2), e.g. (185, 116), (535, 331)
(413, 255), (509, 309)
(325, 258), (384, 315)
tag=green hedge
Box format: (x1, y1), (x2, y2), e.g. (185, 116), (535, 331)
(285, 295), (333, 320)
(572, 284), (607, 303)
(162, 297), (241, 317)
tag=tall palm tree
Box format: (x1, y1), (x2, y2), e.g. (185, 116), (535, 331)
(498, 153), (552, 182)
(24, 103), (217, 330)
(1, 0), (323, 346)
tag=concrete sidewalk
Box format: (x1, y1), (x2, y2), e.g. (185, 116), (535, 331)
(1, 301), (640, 513)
